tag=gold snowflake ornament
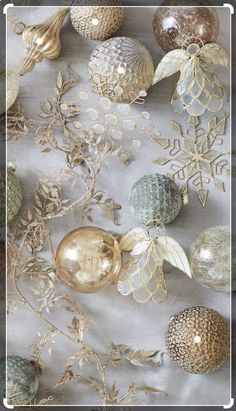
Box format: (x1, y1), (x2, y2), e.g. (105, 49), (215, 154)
(117, 222), (191, 304)
(151, 114), (229, 207)
(153, 39), (229, 116)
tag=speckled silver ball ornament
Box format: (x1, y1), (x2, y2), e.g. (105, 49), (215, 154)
(7, 165), (22, 225)
(70, 6), (124, 40)
(190, 226), (232, 292)
(0, 356), (39, 405)
(166, 306), (230, 374)
(88, 37), (155, 103)
(128, 173), (182, 225)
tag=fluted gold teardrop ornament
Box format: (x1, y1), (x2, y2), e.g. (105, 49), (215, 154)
(19, 7), (70, 76)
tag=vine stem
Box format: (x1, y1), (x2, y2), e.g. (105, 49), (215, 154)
(10, 228), (108, 403)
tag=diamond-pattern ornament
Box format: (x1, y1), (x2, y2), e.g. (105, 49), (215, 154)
(88, 37), (154, 103)
(153, 40), (229, 116)
(0, 164), (22, 226)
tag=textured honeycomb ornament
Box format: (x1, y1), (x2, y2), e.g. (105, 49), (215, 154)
(0, 356), (40, 405)
(88, 37), (154, 103)
(166, 306), (230, 374)
(129, 173), (182, 225)
(70, 6), (124, 40)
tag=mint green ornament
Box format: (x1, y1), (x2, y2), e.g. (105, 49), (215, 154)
(129, 173), (182, 225)
(0, 164), (22, 226)
(0, 356), (39, 405)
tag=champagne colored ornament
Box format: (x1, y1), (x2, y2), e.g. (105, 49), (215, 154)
(56, 227), (122, 293)
(70, 6), (124, 40)
(153, 6), (219, 52)
(88, 37), (154, 103)
(0, 164), (22, 226)
(190, 226), (232, 292)
(7, 69), (20, 110)
(19, 7), (69, 76)
(166, 306), (229, 374)
(118, 221), (191, 303)
(0, 356), (40, 405)
(152, 38), (229, 116)
(128, 173), (182, 225)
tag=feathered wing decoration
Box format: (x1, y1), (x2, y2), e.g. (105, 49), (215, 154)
(117, 228), (191, 304)
(153, 42), (229, 116)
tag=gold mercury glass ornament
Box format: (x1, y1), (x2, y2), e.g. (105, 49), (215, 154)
(19, 7), (70, 76)
(56, 227), (123, 293)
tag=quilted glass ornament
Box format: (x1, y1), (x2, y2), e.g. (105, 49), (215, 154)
(166, 306), (229, 374)
(153, 6), (219, 53)
(153, 39), (229, 116)
(88, 37), (154, 103)
(70, 6), (124, 40)
(56, 226), (122, 293)
(190, 226), (232, 292)
(0, 356), (40, 405)
(128, 173), (182, 225)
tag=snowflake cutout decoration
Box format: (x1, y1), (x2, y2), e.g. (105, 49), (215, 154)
(150, 114), (229, 207)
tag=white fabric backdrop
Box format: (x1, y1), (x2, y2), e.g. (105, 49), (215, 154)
(7, 6), (231, 406)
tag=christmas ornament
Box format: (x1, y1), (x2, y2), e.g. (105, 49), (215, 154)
(0, 356), (40, 405)
(151, 114), (229, 207)
(70, 6), (124, 40)
(0, 164), (23, 226)
(19, 7), (70, 76)
(88, 37), (154, 103)
(7, 69), (20, 110)
(153, 6), (219, 53)
(118, 221), (191, 303)
(166, 306), (229, 374)
(152, 38), (229, 116)
(56, 226), (122, 293)
(128, 173), (182, 225)
(190, 226), (231, 292)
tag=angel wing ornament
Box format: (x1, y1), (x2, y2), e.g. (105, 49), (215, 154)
(153, 39), (229, 116)
(117, 226), (191, 304)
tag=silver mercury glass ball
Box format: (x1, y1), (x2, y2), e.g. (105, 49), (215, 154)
(129, 173), (182, 225)
(88, 36), (155, 103)
(190, 226), (233, 292)
(70, 6), (124, 40)
(0, 356), (40, 405)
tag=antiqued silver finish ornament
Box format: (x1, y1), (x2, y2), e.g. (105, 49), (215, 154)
(0, 356), (40, 405)
(88, 37), (154, 103)
(190, 226), (232, 292)
(128, 173), (182, 225)
(0, 164), (22, 226)
(166, 306), (230, 374)
(153, 38), (229, 116)
(70, 6), (124, 40)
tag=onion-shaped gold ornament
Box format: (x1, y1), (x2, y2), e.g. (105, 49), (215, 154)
(70, 6), (124, 40)
(88, 37), (154, 103)
(19, 7), (69, 76)
(56, 227), (123, 293)
(166, 306), (229, 374)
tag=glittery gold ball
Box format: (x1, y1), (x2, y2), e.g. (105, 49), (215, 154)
(88, 37), (154, 103)
(166, 306), (229, 374)
(56, 227), (122, 293)
(70, 6), (124, 40)
(153, 6), (219, 52)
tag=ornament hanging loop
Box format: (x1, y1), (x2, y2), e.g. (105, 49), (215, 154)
(146, 216), (165, 239)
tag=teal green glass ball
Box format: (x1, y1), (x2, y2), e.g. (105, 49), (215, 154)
(128, 173), (182, 225)
(0, 356), (39, 405)
(0, 166), (22, 226)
